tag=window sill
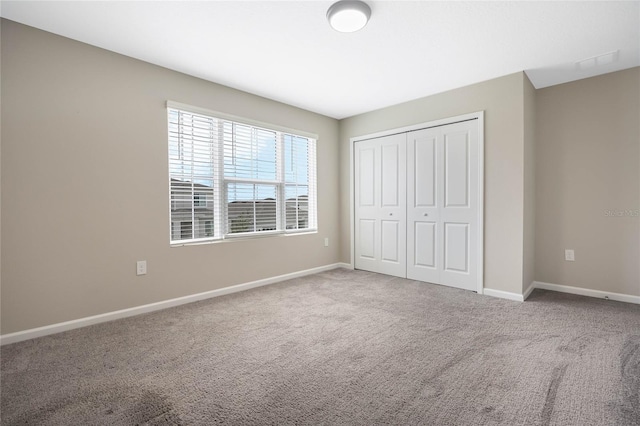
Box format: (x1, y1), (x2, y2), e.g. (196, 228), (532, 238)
(170, 229), (318, 247)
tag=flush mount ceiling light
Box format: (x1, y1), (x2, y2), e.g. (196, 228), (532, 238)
(327, 0), (371, 33)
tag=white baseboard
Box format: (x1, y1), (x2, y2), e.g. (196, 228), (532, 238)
(0, 263), (346, 346)
(533, 281), (640, 305)
(523, 281), (536, 301)
(483, 280), (640, 305)
(482, 288), (524, 302)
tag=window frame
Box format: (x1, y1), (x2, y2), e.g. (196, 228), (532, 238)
(167, 101), (318, 246)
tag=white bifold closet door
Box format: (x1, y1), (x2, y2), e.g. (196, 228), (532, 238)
(354, 133), (406, 278)
(406, 120), (478, 291)
(355, 119), (479, 292)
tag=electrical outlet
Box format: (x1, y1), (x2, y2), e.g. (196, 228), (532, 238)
(324, 237), (329, 247)
(564, 250), (575, 261)
(136, 260), (147, 275)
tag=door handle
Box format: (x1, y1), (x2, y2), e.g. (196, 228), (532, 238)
(424, 213), (428, 216)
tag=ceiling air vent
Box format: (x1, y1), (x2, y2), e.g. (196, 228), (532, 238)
(575, 50), (619, 70)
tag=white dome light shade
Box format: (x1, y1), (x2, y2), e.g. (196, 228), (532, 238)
(327, 1), (371, 33)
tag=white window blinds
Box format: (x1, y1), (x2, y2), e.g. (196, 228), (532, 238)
(168, 105), (317, 244)
(284, 134), (316, 231)
(168, 109), (218, 243)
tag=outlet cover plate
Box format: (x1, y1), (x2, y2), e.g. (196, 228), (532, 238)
(565, 250), (575, 261)
(137, 260), (147, 275)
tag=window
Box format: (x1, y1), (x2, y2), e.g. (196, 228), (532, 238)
(193, 193), (207, 207)
(204, 220), (214, 237)
(168, 104), (317, 244)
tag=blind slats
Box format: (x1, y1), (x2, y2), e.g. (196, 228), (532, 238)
(168, 107), (317, 244)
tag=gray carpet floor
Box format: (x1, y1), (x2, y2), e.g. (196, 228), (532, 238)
(1, 268), (639, 425)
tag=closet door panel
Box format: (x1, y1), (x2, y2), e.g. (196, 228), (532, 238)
(444, 131), (469, 208)
(381, 220), (400, 262)
(378, 135), (407, 277)
(381, 144), (400, 207)
(407, 129), (440, 283)
(354, 134), (406, 278)
(358, 219), (376, 259)
(414, 221), (436, 268)
(444, 222), (469, 273)
(358, 147), (376, 207)
(354, 140), (380, 273)
(440, 121), (478, 291)
(414, 136), (436, 207)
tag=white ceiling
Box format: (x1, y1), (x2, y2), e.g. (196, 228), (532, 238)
(2, 1), (638, 119)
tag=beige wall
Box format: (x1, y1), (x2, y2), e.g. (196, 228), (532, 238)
(523, 74), (536, 293)
(339, 73), (528, 295)
(535, 68), (640, 296)
(0, 20), (341, 334)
